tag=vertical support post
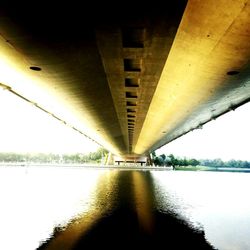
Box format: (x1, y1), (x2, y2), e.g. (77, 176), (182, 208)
(106, 152), (114, 165)
(146, 152), (153, 166)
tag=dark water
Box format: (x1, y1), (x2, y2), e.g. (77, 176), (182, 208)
(1, 167), (250, 249)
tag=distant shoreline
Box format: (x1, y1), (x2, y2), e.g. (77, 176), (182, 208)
(175, 166), (250, 173)
(0, 162), (173, 171)
(1, 163), (250, 173)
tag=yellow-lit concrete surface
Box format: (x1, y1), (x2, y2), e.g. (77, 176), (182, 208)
(0, 1), (250, 158)
(135, 0), (250, 154)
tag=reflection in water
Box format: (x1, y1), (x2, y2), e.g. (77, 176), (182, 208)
(2, 167), (250, 249)
(152, 171), (250, 250)
(38, 170), (119, 250)
(0, 167), (110, 250)
(132, 171), (155, 234)
(38, 170), (213, 250)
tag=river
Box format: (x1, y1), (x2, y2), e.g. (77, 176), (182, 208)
(0, 166), (250, 250)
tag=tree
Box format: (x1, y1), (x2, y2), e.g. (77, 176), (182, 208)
(189, 158), (200, 166)
(168, 154), (179, 169)
(160, 154), (166, 161)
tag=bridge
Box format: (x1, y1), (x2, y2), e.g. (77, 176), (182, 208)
(0, 1), (249, 162)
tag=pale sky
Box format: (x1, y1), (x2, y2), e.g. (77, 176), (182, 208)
(0, 87), (249, 160)
(156, 102), (250, 161)
(0, 89), (99, 154)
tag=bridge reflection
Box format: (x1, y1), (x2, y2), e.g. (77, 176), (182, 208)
(38, 170), (214, 250)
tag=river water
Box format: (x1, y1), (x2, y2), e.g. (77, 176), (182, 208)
(0, 166), (250, 250)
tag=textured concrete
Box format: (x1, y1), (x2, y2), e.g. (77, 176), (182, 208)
(0, 1), (250, 158)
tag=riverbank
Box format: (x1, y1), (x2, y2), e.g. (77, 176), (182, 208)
(0, 162), (173, 171)
(1, 162), (249, 173)
(175, 165), (250, 172)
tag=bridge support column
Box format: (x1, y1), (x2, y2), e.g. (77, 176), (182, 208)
(106, 152), (114, 165)
(146, 153), (153, 166)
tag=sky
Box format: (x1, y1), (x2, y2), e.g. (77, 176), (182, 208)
(0, 89), (99, 154)
(156, 102), (250, 161)
(0, 87), (249, 160)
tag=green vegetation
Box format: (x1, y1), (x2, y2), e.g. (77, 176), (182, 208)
(151, 152), (250, 169)
(152, 153), (200, 169)
(0, 147), (109, 164)
(1, 149), (249, 169)
(199, 158), (250, 168)
(174, 166), (212, 171)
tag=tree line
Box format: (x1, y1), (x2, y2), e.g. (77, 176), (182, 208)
(0, 148), (109, 164)
(152, 153), (199, 168)
(200, 158), (250, 168)
(152, 152), (250, 168)
(0, 149), (249, 168)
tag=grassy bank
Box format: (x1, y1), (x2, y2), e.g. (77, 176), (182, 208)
(175, 165), (250, 172)
(175, 165), (211, 171)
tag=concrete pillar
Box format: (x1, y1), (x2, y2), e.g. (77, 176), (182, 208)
(146, 153), (153, 166)
(106, 152), (114, 165)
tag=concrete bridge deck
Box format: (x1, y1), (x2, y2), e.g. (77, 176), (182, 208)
(0, 1), (250, 160)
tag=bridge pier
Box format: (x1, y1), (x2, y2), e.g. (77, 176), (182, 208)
(113, 156), (147, 166)
(106, 152), (114, 165)
(146, 153), (153, 166)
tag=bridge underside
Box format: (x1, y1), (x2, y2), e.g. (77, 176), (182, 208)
(0, 1), (250, 157)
